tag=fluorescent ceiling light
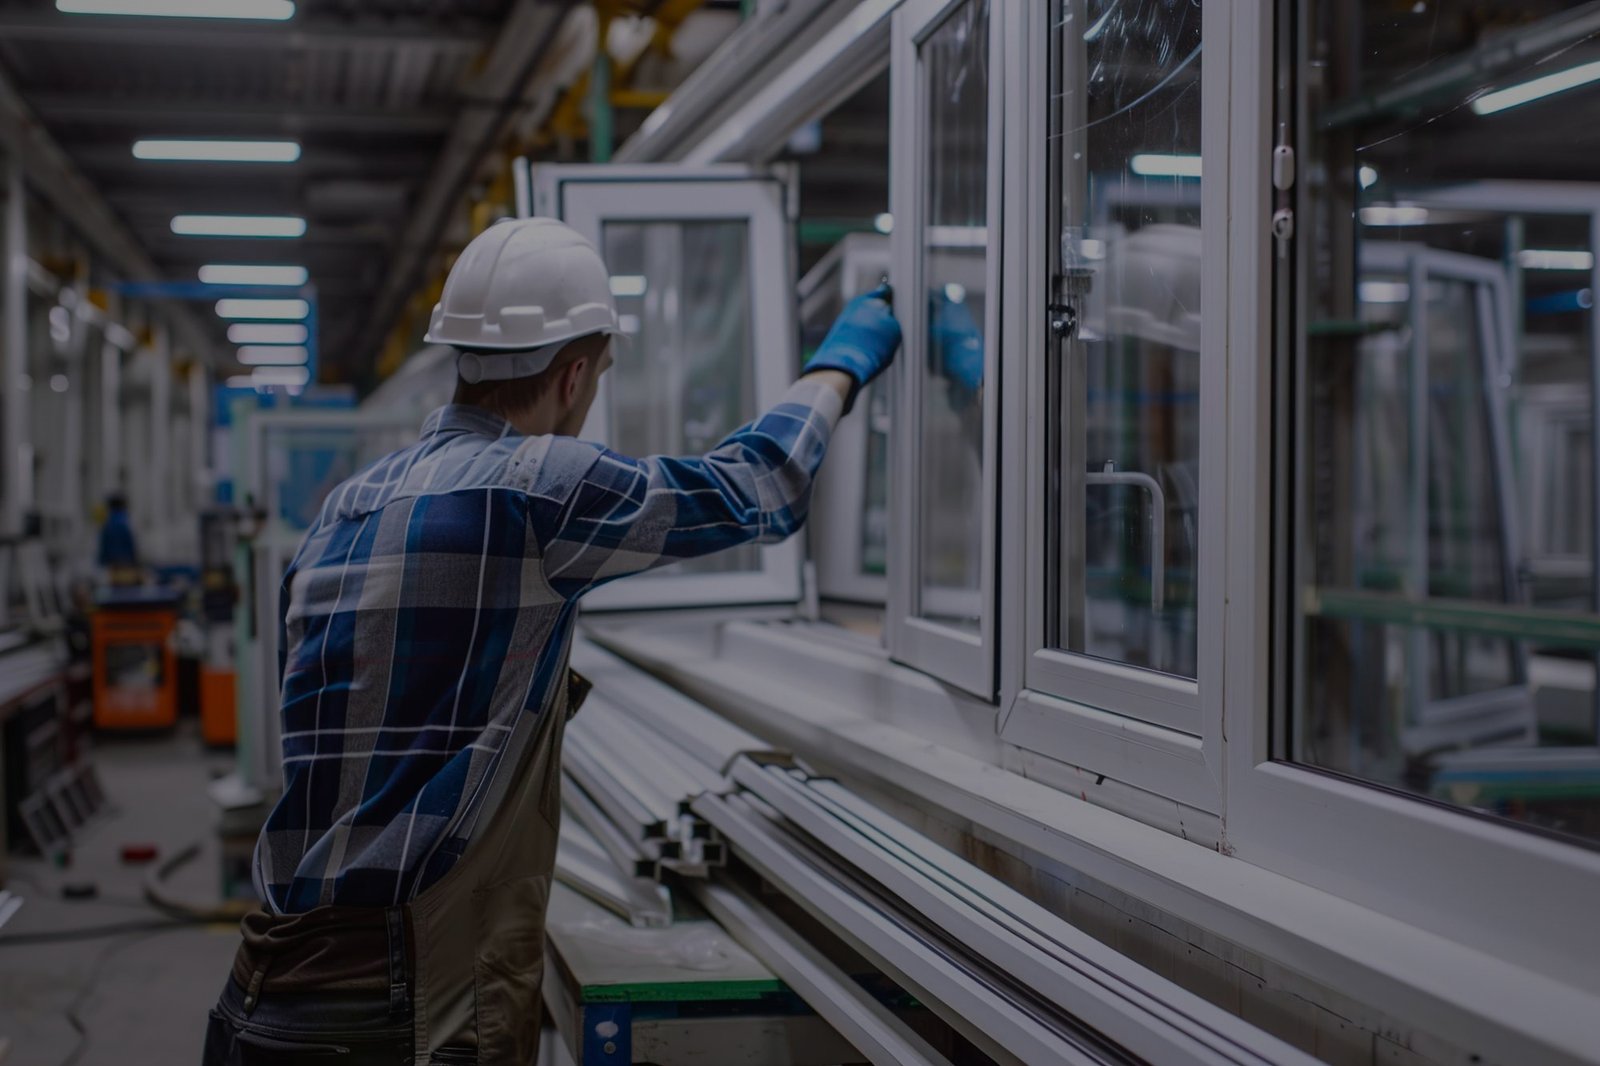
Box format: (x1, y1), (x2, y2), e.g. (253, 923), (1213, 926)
(609, 275), (648, 297)
(1130, 153), (1202, 178)
(1517, 249), (1595, 271)
(58, 0), (294, 19)
(1472, 59), (1600, 116)
(1360, 281), (1411, 304)
(171, 214), (305, 238)
(1359, 205), (1429, 227)
(215, 298), (309, 320)
(227, 322), (306, 344)
(134, 139), (299, 163)
(238, 345), (308, 366)
(873, 213), (894, 234)
(251, 365), (311, 387)
(1359, 166), (1379, 189)
(200, 264), (308, 286)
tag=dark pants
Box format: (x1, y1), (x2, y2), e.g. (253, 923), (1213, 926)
(204, 972), (452, 1065)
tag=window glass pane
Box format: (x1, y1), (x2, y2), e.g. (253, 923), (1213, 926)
(601, 219), (758, 575)
(916, 0), (990, 631)
(1291, 0), (1600, 846)
(1047, 0), (1204, 679)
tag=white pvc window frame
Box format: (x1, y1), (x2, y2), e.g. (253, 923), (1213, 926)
(996, 0), (1228, 813)
(525, 164), (804, 612)
(804, 233), (893, 607)
(886, 0), (1005, 700)
(1224, 0), (1600, 989)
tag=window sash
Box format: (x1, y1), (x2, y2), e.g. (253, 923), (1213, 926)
(529, 168), (804, 611)
(886, 0), (1004, 699)
(1003, 0), (1227, 783)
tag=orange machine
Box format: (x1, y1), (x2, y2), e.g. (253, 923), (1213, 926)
(91, 593), (179, 731)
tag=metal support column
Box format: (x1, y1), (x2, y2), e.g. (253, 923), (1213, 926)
(100, 334), (121, 500)
(1589, 211), (1600, 739)
(148, 321), (171, 561)
(589, 12), (614, 164)
(2, 154), (28, 536)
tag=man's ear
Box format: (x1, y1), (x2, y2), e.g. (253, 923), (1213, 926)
(559, 356), (589, 407)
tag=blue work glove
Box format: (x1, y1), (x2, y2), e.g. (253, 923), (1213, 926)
(804, 283), (902, 415)
(930, 287), (984, 402)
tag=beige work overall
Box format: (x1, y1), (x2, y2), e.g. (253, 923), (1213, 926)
(231, 659), (588, 1066)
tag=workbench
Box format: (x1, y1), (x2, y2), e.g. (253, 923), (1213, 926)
(542, 883), (863, 1065)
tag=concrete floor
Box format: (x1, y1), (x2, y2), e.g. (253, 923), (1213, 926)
(0, 730), (240, 1065)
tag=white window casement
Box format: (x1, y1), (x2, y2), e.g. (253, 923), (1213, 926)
(886, 0), (1005, 700)
(1222, 0), (1600, 992)
(996, 0), (1228, 813)
(523, 164), (805, 612)
(802, 234), (893, 609)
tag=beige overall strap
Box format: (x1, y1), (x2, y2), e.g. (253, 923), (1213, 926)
(407, 653), (577, 1066)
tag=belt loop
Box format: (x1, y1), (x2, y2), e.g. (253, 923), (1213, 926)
(384, 907), (409, 1016)
(242, 967), (266, 1016)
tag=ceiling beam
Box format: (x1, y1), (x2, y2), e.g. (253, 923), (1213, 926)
(0, 59), (215, 360)
(0, 10), (496, 52)
(31, 93), (455, 135)
(352, 0), (576, 369)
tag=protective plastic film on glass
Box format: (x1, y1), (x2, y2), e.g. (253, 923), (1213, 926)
(916, 0), (990, 632)
(1047, 0), (1203, 682)
(1290, 0), (1600, 846)
(601, 219), (758, 576)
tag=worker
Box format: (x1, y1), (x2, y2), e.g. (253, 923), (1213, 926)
(96, 492), (140, 586)
(201, 217), (901, 1065)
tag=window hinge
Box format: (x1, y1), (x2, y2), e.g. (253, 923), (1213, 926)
(1272, 144), (1296, 192)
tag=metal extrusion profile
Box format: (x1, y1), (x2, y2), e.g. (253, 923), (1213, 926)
(734, 762), (1316, 1066)
(562, 735), (668, 841)
(572, 638), (767, 771)
(562, 775), (657, 880)
(571, 698), (718, 813)
(688, 879), (953, 1066)
(556, 822), (672, 928)
(692, 792), (1095, 1066)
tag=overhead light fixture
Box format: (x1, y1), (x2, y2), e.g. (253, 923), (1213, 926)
(873, 213), (894, 234)
(1472, 59), (1600, 116)
(609, 275), (648, 298)
(200, 264), (308, 286)
(135, 139), (299, 163)
(1130, 153), (1202, 178)
(171, 214), (305, 238)
(1359, 166), (1379, 189)
(227, 322), (306, 344)
(58, 0), (294, 19)
(238, 345), (308, 366)
(215, 298), (309, 320)
(1360, 280), (1412, 304)
(1517, 249), (1595, 271)
(250, 365), (311, 387)
(1359, 205), (1429, 227)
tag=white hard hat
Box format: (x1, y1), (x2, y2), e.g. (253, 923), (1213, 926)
(424, 217), (620, 383)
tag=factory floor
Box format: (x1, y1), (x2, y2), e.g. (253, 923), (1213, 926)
(0, 730), (238, 1065)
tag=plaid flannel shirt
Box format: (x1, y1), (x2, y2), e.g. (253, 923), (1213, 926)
(255, 379), (842, 913)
